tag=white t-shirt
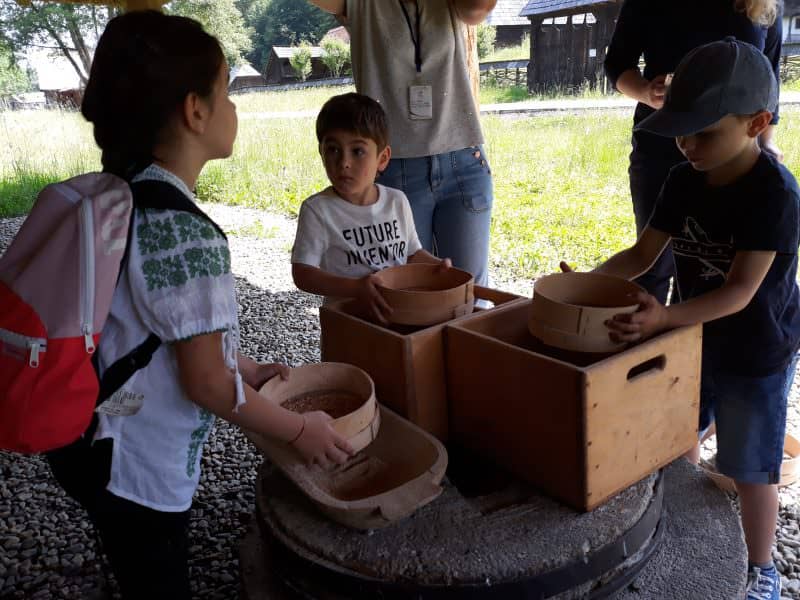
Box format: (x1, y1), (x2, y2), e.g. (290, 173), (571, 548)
(291, 184), (423, 279)
(93, 165), (244, 513)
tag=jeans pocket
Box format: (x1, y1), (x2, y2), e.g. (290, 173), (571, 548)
(456, 147), (493, 213)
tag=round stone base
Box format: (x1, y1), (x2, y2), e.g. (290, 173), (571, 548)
(240, 460), (745, 599)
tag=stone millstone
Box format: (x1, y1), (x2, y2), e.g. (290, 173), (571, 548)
(250, 459), (658, 598)
(241, 461), (746, 600)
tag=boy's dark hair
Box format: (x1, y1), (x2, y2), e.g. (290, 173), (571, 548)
(82, 10), (224, 181)
(316, 93), (389, 150)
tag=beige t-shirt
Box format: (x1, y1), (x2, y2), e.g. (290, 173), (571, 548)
(346, 0), (484, 159)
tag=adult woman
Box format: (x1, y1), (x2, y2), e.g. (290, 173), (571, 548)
(604, 0), (783, 304)
(310, 0), (496, 286)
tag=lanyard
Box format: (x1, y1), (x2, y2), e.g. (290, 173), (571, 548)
(398, 0), (422, 73)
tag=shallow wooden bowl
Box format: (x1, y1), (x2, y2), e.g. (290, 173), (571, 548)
(372, 263), (475, 326)
(258, 362), (378, 452)
(247, 405), (448, 529)
(700, 433), (800, 492)
(529, 272), (643, 353)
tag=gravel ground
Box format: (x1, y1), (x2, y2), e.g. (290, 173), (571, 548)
(2, 204), (800, 599)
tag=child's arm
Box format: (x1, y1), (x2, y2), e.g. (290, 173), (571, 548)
(292, 262), (392, 323)
(562, 226), (671, 280)
(608, 250), (777, 342)
(408, 249), (452, 268)
(175, 333), (353, 468)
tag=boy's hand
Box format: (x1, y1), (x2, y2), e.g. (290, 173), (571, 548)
(290, 411), (354, 468)
(439, 257), (453, 271)
(606, 292), (669, 343)
(559, 261), (574, 273)
(249, 363), (290, 390)
(356, 273), (393, 324)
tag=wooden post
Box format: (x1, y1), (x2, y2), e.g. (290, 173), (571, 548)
(124, 0), (166, 11)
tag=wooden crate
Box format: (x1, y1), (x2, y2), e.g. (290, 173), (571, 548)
(445, 300), (701, 511)
(320, 287), (524, 441)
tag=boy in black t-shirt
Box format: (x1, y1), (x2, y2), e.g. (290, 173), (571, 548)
(564, 38), (800, 600)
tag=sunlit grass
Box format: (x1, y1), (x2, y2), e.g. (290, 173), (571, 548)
(2, 102), (799, 278)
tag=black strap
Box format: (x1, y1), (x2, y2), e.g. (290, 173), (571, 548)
(398, 0), (422, 73)
(94, 179), (226, 406)
(129, 180), (227, 240)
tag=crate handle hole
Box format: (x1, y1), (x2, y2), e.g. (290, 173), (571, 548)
(627, 355), (666, 381)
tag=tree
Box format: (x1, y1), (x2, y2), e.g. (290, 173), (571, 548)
(0, 1), (111, 86)
(476, 22), (496, 60)
(168, 0), (252, 66)
(245, 0), (335, 71)
(0, 40), (30, 94)
(289, 42), (312, 82)
(320, 37), (349, 78)
(0, 0), (252, 90)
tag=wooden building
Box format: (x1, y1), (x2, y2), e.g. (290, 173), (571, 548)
(228, 63), (266, 92)
(486, 0), (529, 48)
(784, 0), (800, 56)
(264, 46), (329, 85)
(521, 0), (622, 93)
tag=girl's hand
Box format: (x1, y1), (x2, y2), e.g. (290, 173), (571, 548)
(249, 363), (290, 390)
(606, 292), (669, 343)
(356, 273), (393, 324)
(438, 257), (453, 271)
(642, 74), (668, 110)
(559, 261), (574, 273)
(290, 411), (353, 468)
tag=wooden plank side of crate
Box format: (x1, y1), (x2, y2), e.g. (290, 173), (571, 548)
(320, 305), (414, 422)
(446, 304), (587, 509)
(582, 324), (702, 510)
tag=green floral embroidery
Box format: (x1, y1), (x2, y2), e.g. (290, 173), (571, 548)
(137, 219), (179, 255)
(184, 247), (210, 279)
(141, 255), (188, 291)
(182, 245), (232, 279)
(174, 213), (218, 244)
(186, 409), (214, 477)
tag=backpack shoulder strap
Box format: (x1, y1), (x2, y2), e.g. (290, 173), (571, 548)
(129, 179), (227, 240)
(95, 180), (227, 407)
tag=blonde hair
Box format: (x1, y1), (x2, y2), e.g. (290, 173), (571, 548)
(735, 0), (778, 26)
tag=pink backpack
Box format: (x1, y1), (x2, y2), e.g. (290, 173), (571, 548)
(0, 173), (134, 453)
(1, 174), (225, 454)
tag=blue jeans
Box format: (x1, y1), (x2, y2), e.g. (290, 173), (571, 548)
(379, 146), (494, 286)
(701, 355), (799, 484)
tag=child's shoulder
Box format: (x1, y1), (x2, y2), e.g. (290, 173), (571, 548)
(745, 154), (800, 210)
(299, 187), (340, 212)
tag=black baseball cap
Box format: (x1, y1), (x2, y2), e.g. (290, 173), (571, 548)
(635, 37), (778, 138)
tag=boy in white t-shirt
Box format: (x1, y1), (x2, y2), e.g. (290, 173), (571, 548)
(292, 93), (449, 322)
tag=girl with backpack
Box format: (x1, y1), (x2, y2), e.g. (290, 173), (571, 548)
(44, 11), (352, 599)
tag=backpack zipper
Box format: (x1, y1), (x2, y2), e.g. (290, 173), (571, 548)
(78, 197), (96, 354)
(0, 329), (47, 368)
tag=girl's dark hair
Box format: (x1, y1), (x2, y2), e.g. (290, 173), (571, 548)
(82, 10), (224, 181)
(316, 93), (389, 150)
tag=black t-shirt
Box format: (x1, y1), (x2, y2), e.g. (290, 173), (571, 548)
(604, 0), (783, 160)
(649, 153), (800, 376)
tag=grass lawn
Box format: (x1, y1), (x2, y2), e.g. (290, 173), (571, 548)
(2, 91), (799, 279)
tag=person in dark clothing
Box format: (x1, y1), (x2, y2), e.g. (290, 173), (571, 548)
(604, 0), (783, 304)
(571, 39), (800, 600)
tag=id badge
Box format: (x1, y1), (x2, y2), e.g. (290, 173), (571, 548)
(409, 83), (433, 120)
